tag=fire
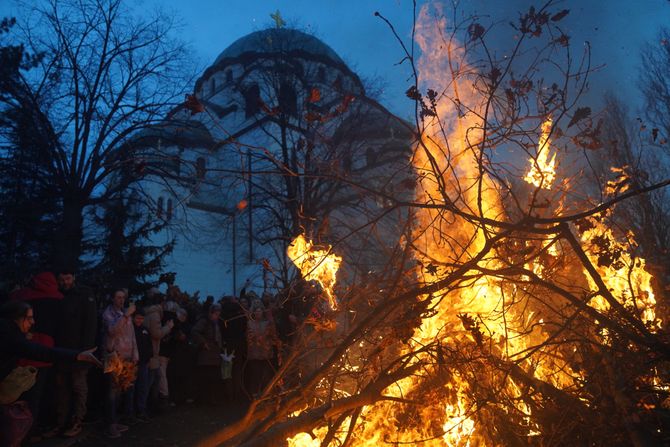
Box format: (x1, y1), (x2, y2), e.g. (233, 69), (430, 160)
(103, 351), (137, 391)
(281, 5), (660, 447)
(580, 217), (659, 328)
(287, 234), (342, 310)
(524, 118), (557, 190)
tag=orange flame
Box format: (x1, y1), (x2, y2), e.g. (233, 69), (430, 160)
(524, 118), (557, 189)
(287, 234), (342, 310)
(103, 351), (137, 391)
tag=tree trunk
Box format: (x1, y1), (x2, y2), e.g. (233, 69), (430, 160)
(54, 192), (84, 269)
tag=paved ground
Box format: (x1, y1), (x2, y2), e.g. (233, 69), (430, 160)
(32, 401), (247, 447)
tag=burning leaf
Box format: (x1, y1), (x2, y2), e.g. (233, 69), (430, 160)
(307, 87), (321, 103)
(605, 166), (633, 196)
(567, 107), (591, 128)
(236, 199), (248, 210)
(184, 94), (204, 115)
(551, 9), (570, 21)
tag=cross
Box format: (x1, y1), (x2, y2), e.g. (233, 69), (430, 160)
(270, 10), (285, 28)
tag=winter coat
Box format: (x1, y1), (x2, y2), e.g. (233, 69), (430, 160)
(102, 306), (138, 362)
(191, 317), (222, 366)
(0, 319), (77, 382)
(57, 286), (97, 351)
(143, 305), (171, 369)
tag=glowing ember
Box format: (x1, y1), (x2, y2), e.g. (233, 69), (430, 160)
(524, 118), (557, 189)
(287, 234), (342, 310)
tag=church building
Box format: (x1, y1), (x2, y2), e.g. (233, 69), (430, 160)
(130, 27), (414, 297)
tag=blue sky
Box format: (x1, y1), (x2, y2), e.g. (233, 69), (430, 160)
(144, 0), (669, 117)
(2, 0), (668, 117)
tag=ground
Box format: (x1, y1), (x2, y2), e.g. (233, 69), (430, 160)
(34, 401), (246, 447)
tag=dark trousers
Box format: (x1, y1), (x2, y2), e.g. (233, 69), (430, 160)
(104, 373), (132, 426)
(133, 364), (158, 415)
(54, 364), (89, 427)
(245, 359), (274, 398)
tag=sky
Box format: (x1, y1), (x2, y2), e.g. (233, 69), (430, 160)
(2, 0), (668, 118)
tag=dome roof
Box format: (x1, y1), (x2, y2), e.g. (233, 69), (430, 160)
(214, 28), (345, 66)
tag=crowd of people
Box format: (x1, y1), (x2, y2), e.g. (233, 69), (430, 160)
(0, 270), (320, 446)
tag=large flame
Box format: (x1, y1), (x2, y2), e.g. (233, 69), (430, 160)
(287, 234), (342, 310)
(287, 3), (659, 446)
(524, 118), (557, 190)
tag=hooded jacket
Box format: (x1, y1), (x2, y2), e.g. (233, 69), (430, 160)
(10, 272), (64, 367)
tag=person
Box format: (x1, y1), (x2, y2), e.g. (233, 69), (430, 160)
(191, 304), (223, 404)
(51, 268), (98, 437)
(9, 272), (64, 438)
(220, 296), (246, 400)
(143, 294), (173, 411)
(101, 289), (138, 438)
(130, 309), (152, 421)
(0, 301), (100, 447)
(245, 303), (278, 398)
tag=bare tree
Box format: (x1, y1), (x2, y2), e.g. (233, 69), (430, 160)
(4, 0), (194, 267)
(640, 26), (670, 142)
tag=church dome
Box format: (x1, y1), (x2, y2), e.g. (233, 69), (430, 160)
(213, 28), (345, 66)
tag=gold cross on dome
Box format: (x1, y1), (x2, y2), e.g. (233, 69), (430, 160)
(270, 10), (285, 28)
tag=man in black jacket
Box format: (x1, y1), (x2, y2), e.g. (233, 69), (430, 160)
(52, 269), (98, 437)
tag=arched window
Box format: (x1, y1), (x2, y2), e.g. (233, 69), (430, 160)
(156, 197), (164, 218)
(210, 77), (216, 95)
(279, 83), (297, 116)
(225, 70), (233, 84)
(166, 199), (173, 220)
(244, 84), (260, 118)
(196, 157), (206, 179)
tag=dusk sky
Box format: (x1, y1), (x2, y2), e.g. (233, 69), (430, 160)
(2, 0), (668, 117)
